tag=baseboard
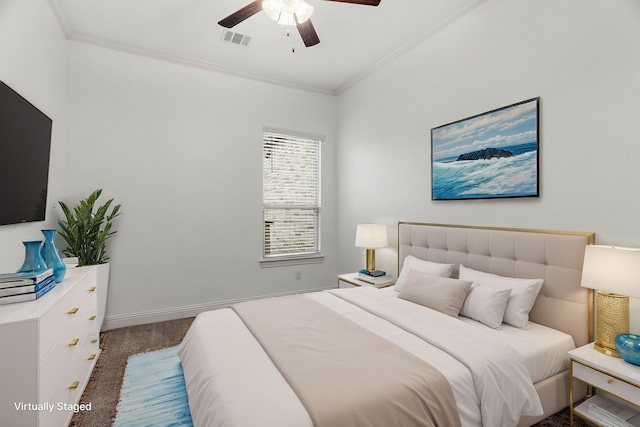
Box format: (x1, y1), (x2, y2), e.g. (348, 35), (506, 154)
(102, 285), (336, 331)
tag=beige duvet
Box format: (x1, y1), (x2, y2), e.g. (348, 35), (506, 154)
(232, 294), (462, 427)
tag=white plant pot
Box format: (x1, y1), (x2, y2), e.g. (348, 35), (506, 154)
(95, 262), (110, 331)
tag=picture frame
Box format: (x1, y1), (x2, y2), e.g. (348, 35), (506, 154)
(431, 97), (540, 200)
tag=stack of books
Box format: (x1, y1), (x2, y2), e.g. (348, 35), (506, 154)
(358, 269), (394, 286)
(0, 268), (56, 305)
(585, 395), (639, 427)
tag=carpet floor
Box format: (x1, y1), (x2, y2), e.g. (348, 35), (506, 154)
(70, 317), (194, 427)
(70, 316), (587, 426)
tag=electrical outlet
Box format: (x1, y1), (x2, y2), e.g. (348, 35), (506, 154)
(295, 270), (302, 280)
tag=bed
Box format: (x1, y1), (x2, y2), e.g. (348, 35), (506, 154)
(178, 222), (595, 427)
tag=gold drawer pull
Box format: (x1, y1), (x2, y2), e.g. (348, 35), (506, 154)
(91, 339), (98, 344)
(89, 315), (96, 320)
(68, 308), (79, 315)
(68, 338), (80, 346)
(88, 354), (96, 361)
(608, 379), (613, 384)
(69, 381), (80, 390)
(88, 287), (96, 292)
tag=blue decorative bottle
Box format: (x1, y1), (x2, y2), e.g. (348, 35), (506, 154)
(17, 241), (48, 273)
(40, 229), (66, 283)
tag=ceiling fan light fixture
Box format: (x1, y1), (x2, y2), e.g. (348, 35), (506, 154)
(277, 12), (296, 26)
(221, 0), (379, 49)
(294, 1), (314, 24)
(262, 0), (281, 21)
(262, 0), (314, 25)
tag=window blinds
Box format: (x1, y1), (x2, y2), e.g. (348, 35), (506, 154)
(263, 130), (321, 258)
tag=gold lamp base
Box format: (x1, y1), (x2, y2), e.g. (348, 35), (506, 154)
(594, 291), (629, 358)
(365, 249), (376, 271)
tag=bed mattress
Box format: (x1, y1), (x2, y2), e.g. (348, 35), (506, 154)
(178, 287), (575, 427)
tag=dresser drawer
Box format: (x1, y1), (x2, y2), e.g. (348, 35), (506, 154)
(573, 360), (640, 406)
(39, 293), (99, 400)
(39, 346), (100, 427)
(39, 279), (97, 361)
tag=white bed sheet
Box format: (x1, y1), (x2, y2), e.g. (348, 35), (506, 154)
(179, 287), (573, 427)
(378, 286), (576, 384)
(178, 309), (313, 427)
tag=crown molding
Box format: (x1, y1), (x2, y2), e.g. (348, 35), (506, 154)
(47, 0), (73, 37)
(67, 32), (338, 96)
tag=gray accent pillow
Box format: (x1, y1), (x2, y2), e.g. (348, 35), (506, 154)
(398, 270), (472, 317)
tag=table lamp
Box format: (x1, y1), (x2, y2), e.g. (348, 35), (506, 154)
(581, 245), (640, 357)
(355, 224), (388, 271)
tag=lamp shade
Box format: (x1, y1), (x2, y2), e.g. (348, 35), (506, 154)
(355, 224), (387, 249)
(581, 245), (640, 298)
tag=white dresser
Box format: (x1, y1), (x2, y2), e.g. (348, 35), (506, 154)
(0, 266), (101, 427)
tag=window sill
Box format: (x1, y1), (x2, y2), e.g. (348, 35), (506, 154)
(260, 254), (325, 268)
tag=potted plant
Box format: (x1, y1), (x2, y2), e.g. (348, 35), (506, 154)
(58, 189), (122, 266)
(58, 189), (122, 329)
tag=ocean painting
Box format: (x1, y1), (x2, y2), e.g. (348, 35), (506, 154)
(431, 98), (539, 200)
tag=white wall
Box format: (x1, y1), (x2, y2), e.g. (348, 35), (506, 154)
(65, 42), (338, 327)
(336, 0), (640, 331)
(0, 1), (68, 271)
(3, 0), (640, 331)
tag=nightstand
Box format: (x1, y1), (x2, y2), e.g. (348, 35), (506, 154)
(569, 342), (640, 425)
(337, 273), (394, 289)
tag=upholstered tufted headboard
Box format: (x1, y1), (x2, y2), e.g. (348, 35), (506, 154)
(397, 222), (595, 347)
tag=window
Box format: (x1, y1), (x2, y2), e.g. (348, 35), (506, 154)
(262, 128), (322, 264)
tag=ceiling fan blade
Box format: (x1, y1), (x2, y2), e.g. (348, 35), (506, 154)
(218, 1), (263, 28)
(322, 0), (381, 6)
(297, 19), (320, 47)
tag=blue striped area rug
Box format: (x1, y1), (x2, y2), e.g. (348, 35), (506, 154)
(113, 346), (193, 426)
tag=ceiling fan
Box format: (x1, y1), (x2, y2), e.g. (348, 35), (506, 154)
(218, 0), (381, 48)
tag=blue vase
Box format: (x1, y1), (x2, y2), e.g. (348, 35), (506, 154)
(17, 241), (47, 273)
(615, 334), (640, 366)
(40, 229), (66, 283)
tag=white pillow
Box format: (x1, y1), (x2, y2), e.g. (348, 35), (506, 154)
(460, 284), (512, 329)
(395, 256), (454, 292)
(458, 265), (543, 328)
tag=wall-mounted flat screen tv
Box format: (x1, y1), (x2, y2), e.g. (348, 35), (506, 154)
(0, 81), (52, 226)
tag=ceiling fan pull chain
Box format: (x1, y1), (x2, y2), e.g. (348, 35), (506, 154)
(286, 28), (296, 53)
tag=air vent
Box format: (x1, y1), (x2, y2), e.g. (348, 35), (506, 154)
(221, 30), (251, 47)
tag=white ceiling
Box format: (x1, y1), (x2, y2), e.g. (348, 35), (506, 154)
(50, 0), (483, 95)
